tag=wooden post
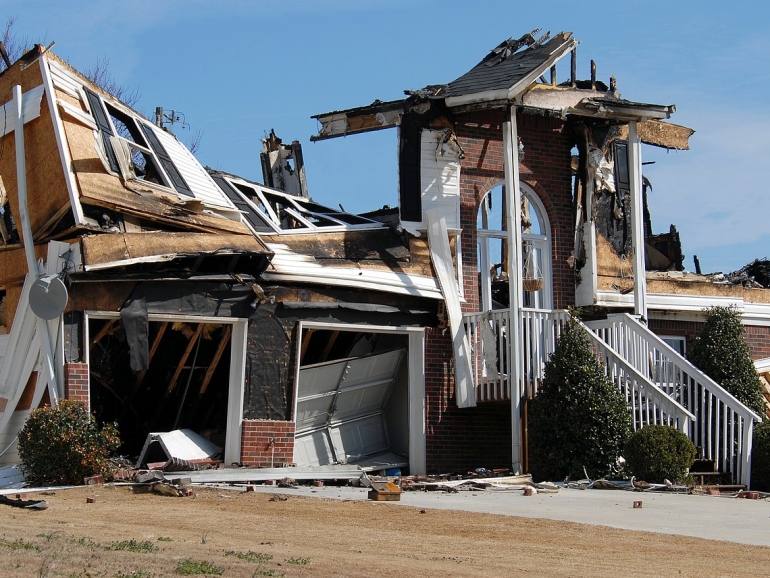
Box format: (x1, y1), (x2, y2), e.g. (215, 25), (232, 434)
(571, 48), (577, 88)
(504, 107), (524, 474)
(590, 60), (596, 90)
(627, 121), (647, 320)
(550, 65), (557, 86)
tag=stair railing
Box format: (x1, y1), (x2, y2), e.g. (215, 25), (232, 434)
(586, 313), (762, 486)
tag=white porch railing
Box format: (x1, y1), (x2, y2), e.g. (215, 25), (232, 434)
(586, 313), (762, 486)
(464, 307), (696, 469)
(463, 309), (515, 402)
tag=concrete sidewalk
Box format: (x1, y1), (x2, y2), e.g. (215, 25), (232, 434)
(248, 484), (770, 546)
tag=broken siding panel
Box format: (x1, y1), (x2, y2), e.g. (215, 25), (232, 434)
(263, 243), (442, 299)
(417, 129), (461, 230)
(144, 124), (236, 211)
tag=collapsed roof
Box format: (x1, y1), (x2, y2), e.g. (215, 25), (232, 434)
(311, 30), (692, 151)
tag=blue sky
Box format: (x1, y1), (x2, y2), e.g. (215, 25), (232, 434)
(5, 0), (769, 274)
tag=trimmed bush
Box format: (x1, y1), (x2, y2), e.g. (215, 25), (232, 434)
(687, 306), (765, 416)
(17, 399), (120, 486)
(751, 421), (770, 492)
(528, 314), (632, 481)
(624, 425), (696, 483)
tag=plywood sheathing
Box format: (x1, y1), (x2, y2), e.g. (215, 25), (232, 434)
(259, 231), (435, 277)
(0, 245), (49, 323)
(80, 232), (270, 268)
(617, 120), (694, 151)
(0, 51), (72, 239)
(597, 232), (770, 304)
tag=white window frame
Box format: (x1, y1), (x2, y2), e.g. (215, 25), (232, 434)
(476, 183), (553, 312)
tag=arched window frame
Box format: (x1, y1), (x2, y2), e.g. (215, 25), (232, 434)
(476, 182), (552, 312)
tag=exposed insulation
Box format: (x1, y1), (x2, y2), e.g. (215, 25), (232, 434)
(0, 54), (71, 238)
(617, 120), (694, 150)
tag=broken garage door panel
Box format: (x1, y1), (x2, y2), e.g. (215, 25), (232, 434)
(294, 349), (405, 468)
(136, 429), (221, 469)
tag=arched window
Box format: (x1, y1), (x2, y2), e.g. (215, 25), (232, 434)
(476, 183), (552, 312)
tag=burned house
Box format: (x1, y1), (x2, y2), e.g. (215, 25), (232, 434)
(0, 31), (767, 484)
(0, 44), (438, 474)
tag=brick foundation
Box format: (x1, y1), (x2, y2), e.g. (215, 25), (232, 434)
(240, 420), (295, 467)
(64, 363), (89, 406)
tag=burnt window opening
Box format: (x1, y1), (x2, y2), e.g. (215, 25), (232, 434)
(88, 319), (233, 459)
(218, 175), (384, 234)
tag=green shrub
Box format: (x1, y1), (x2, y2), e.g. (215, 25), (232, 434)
(528, 314), (632, 481)
(687, 306), (765, 416)
(624, 425), (696, 483)
(17, 399), (120, 486)
(750, 421), (770, 492)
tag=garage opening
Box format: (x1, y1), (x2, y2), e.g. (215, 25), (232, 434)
(88, 318), (233, 460)
(293, 327), (413, 474)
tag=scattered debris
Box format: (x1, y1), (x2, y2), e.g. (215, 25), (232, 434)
(726, 258), (770, 288)
(136, 429), (221, 470)
(368, 481), (402, 501)
(0, 493), (49, 509)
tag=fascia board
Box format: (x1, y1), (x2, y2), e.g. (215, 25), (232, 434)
(445, 88), (510, 108)
(568, 102), (674, 122)
(260, 270), (442, 300)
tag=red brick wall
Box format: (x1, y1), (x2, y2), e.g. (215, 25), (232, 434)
(240, 420), (295, 467)
(745, 325), (770, 360)
(421, 110), (576, 473)
(649, 319), (770, 361)
(64, 362), (89, 406)
(424, 327), (511, 473)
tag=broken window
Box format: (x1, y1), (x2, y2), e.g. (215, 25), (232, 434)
(213, 175), (385, 235)
(88, 318), (233, 458)
(85, 89), (194, 197)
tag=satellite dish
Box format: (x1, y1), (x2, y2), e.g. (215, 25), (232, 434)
(29, 275), (68, 320)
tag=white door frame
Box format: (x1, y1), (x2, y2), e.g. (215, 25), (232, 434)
(295, 321), (426, 475)
(84, 311), (248, 465)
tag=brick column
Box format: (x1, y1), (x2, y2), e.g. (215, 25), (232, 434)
(64, 363), (89, 406)
(240, 420), (295, 467)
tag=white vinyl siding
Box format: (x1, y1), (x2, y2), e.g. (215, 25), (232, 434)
(144, 123), (237, 212)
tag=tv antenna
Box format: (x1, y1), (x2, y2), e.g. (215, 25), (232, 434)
(154, 107), (189, 130)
